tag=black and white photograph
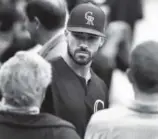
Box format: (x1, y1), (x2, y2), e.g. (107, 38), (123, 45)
(0, 0), (157, 139)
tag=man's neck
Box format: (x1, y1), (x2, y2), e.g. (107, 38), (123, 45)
(63, 53), (91, 82)
(134, 87), (158, 105)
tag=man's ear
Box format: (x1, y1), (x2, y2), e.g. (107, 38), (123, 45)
(34, 16), (40, 30)
(65, 30), (69, 43)
(99, 37), (106, 48)
(127, 69), (134, 83)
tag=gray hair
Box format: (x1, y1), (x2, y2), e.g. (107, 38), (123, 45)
(0, 51), (52, 107)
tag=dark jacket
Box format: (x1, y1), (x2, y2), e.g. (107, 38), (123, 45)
(0, 111), (80, 139)
(41, 57), (109, 138)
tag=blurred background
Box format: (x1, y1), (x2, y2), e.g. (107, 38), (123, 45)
(111, 0), (158, 106)
(133, 0), (158, 46)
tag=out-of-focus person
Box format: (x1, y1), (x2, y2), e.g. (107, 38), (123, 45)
(0, 4), (34, 64)
(85, 41), (158, 139)
(25, 0), (68, 53)
(0, 51), (80, 139)
(41, 2), (109, 138)
(106, 0), (143, 34)
(92, 21), (132, 89)
(38, 0), (68, 59)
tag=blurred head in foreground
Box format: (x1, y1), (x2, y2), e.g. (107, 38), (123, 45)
(128, 41), (158, 100)
(0, 51), (51, 113)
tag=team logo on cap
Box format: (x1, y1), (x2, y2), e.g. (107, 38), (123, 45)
(85, 11), (94, 26)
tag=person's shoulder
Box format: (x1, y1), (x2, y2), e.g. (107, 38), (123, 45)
(85, 106), (131, 139)
(91, 69), (107, 90)
(89, 106), (131, 125)
(91, 70), (104, 83)
(41, 113), (75, 129)
(41, 113), (80, 139)
(48, 57), (65, 74)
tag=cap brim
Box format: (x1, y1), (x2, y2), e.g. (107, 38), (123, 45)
(67, 27), (106, 37)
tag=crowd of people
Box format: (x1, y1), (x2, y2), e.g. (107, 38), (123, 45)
(1, 0), (158, 139)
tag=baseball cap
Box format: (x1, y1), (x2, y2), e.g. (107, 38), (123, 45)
(67, 2), (106, 37)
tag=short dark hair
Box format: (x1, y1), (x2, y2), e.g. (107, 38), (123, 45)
(26, 0), (67, 30)
(130, 41), (158, 93)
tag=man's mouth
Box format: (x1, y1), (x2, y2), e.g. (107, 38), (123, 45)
(75, 51), (90, 60)
(76, 49), (89, 54)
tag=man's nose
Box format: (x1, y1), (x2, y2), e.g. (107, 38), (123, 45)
(79, 43), (88, 49)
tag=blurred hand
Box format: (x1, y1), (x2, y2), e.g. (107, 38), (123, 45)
(106, 21), (131, 42)
(96, 21), (131, 69)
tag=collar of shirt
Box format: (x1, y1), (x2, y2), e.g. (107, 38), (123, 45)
(77, 74), (91, 86)
(0, 101), (40, 115)
(82, 69), (91, 85)
(127, 100), (158, 114)
(28, 44), (42, 53)
(63, 57), (92, 85)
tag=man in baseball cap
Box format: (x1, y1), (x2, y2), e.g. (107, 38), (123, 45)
(41, 2), (109, 138)
(64, 2), (107, 65)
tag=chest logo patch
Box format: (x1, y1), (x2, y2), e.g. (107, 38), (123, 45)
(94, 99), (104, 113)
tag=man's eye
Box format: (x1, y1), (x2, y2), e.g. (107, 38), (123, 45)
(72, 33), (84, 39)
(88, 35), (98, 40)
(72, 32), (99, 40)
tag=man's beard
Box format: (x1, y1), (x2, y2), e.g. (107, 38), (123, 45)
(67, 45), (92, 66)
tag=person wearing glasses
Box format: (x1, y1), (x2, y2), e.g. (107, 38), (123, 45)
(41, 2), (109, 138)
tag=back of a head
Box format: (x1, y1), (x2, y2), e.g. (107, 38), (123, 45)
(130, 41), (158, 93)
(26, 0), (68, 30)
(0, 51), (52, 107)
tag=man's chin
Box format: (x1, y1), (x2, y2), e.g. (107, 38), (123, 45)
(68, 49), (91, 65)
(74, 58), (91, 66)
